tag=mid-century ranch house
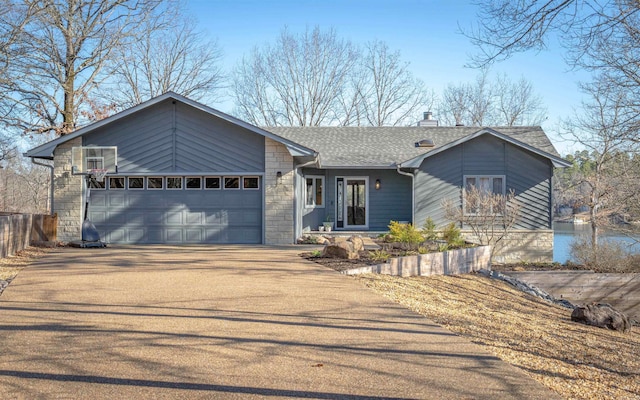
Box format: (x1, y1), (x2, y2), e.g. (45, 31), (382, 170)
(25, 92), (570, 262)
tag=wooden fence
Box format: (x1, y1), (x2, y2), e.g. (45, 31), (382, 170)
(0, 213), (57, 258)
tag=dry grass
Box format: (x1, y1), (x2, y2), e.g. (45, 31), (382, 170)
(0, 247), (51, 281)
(356, 273), (639, 400)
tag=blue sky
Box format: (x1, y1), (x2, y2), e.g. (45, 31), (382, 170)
(186, 0), (590, 156)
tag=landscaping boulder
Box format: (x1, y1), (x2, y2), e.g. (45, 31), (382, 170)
(348, 235), (365, 252)
(322, 241), (359, 260)
(571, 303), (632, 333)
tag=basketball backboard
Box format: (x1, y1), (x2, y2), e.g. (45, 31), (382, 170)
(71, 146), (118, 175)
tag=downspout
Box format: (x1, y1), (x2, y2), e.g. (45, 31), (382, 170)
(293, 155), (319, 241)
(31, 157), (55, 215)
(396, 164), (415, 225)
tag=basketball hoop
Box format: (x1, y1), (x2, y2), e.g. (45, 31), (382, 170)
(90, 168), (108, 182)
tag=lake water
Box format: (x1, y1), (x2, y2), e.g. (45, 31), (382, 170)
(553, 223), (640, 263)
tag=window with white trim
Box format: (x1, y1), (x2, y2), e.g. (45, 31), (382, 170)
(305, 176), (324, 208)
(243, 176), (259, 190)
(128, 177), (144, 190)
(147, 177), (164, 190)
(224, 177), (240, 189)
(167, 177), (182, 189)
(463, 175), (505, 214)
(186, 177), (202, 189)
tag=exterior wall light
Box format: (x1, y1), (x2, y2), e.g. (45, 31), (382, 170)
(375, 179), (381, 190)
(276, 171), (282, 185)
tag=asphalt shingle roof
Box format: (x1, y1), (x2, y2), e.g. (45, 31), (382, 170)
(266, 126), (561, 168)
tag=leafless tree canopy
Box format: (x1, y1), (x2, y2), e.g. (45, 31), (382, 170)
(437, 70), (546, 126)
(467, 1), (640, 136)
(232, 28), (432, 127)
(232, 27), (359, 127)
(1, 0), (165, 136)
(108, 5), (225, 109)
(558, 79), (640, 249)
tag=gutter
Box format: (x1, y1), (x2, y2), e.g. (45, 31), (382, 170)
(30, 157), (55, 215)
(396, 164), (415, 225)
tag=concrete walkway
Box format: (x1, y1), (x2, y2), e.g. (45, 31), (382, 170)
(0, 246), (560, 399)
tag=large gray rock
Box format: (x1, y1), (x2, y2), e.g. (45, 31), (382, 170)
(321, 241), (359, 260)
(571, 303), (632, 333)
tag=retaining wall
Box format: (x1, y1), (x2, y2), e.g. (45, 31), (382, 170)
(342, 245), (491, 277)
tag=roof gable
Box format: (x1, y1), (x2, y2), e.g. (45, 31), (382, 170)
(25, 92), (316, 159)
(399, 128), (572, 169)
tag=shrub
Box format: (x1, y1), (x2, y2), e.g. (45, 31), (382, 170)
(569, 236), (634, 272)
(310, 249), (322, 257)
(388, 221), (424, 250)
(369, 249), (391, 262)
(442, 222), (465, 248)
(423, 217), (439, 240)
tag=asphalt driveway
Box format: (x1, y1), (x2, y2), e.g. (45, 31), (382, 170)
(0, 245), (560, 399)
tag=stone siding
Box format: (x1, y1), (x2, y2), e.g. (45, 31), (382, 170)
(264, 138), (294, 244)
(53, 137), (83, 242)
(465, 229), (554, 264)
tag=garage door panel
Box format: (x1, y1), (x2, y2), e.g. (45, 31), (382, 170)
(165, 210), (183, 224)
(127, 228), (145, 242)
(166, 229), (184, 243)
(89, 179), (262, 244)
(185, 229), (203, 242)
(185, 211), (203, 225)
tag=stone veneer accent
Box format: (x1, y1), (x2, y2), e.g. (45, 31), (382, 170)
(465, 229), (554, 264)
(53, 137), (83, 242)
(264, 138), (294, 244)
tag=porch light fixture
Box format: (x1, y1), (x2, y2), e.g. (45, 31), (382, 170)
(276, 171), (282, 185)
(375, 179), (381, 190)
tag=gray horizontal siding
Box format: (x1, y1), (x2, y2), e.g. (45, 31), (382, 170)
(506, 145), (552, 229)
(300, 168), (411, 231)
(414, 135), (553, 230)
(84, 99), (265, 174)
(415, 146), (463, 227)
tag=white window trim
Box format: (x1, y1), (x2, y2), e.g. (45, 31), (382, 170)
(108, 176), (125, 190)
(185, 176), (203, 190)
(204, 176), (221, 190)
(305, 175), (325, 209)
(224, 176), (241, 190)
(147, 177), (164, 190)
(127, 176), (145, 190)
(89, 177), (106, 190)
(463, 175), (506, 215)
(166, 177), (183, 190)
(242, 176), (260, 190)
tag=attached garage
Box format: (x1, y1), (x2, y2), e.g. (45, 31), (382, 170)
(88, 175), (262, 244)
(24, 92), (316, 245)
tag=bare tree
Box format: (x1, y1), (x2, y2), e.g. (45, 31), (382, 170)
(560, 79), (640, 259)
(437, 71), (545, 126)
(109, 7), (225, 109)
(466, 1), (640, 138)
(357, 40), (433, 126)
(1, 0), (164, 137)
(494, 73), (547, 126)
(232, 26), (359, 127)
(443, 186), (522, 258)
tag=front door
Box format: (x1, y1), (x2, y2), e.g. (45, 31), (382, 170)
(336, 177), (368, 229)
